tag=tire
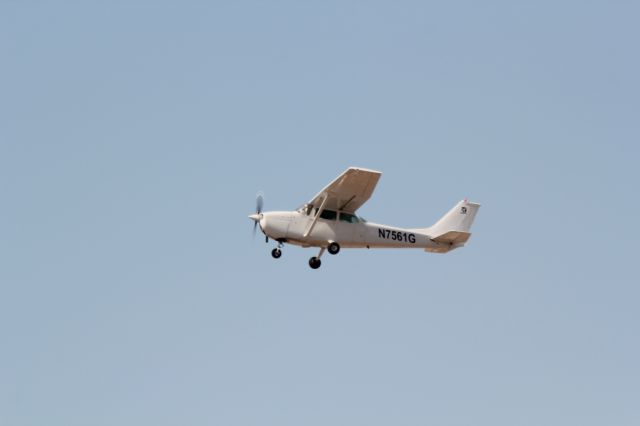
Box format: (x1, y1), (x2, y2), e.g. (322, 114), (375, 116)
(271, 248), (282, 259)
(309, 257), (321, 269)
(327, 242), (340, 255)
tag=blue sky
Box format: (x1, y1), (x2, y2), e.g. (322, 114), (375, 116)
(2, 1), (639, 425)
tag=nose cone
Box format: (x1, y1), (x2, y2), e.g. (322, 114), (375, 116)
(248, 213), (261, 222)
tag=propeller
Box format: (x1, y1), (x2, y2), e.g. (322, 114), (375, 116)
(250, 192), (264, 237)
(256, 193), (263, 215)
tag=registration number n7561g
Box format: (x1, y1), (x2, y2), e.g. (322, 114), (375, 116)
(378, 228), (416, 243)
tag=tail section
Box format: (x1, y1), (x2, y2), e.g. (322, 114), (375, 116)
(424, 200), (480, 252)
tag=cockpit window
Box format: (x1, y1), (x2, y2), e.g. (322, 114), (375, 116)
(339, 212), (359, 223)
(319, 209), (337, 220)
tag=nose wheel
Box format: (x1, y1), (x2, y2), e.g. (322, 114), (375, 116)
(271, 248), (282, 259)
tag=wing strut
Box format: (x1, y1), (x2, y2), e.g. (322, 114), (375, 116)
(303, 193), (328, 238)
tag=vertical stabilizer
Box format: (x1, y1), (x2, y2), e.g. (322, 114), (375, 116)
(427, 200), (480, 246)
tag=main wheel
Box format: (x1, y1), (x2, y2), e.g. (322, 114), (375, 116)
(271, 248), (282, 259)
(308, 257), (321, 269)
(328, 242), (340, 255)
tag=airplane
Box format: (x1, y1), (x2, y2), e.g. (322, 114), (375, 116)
(249, 167), (480, 269)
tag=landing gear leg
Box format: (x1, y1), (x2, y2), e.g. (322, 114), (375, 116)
(309, 247), (325, 269)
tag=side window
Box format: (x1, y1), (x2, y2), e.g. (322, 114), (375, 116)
(339, 212), (359, 223)
(320, 209), (337, 220)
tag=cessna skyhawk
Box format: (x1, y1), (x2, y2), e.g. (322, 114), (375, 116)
(249, 167), (480, 269)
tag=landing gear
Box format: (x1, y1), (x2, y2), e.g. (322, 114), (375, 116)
(327, 241), (340, 255)
(271, 240), (284, 259)
(309, 257), (321, 269)
(308, 247), (326, 269)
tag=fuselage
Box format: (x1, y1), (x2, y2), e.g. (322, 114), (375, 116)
(258, 209), (447, 252)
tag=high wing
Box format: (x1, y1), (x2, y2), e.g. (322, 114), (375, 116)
(306, 167), (382, 214)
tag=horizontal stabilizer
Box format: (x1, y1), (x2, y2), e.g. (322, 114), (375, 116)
(431, 231), (471, 245)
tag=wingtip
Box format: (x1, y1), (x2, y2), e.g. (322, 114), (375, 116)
(348, 166), (382, 174)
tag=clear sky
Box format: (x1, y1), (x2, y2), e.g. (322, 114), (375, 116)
(2, 1), (639, 425)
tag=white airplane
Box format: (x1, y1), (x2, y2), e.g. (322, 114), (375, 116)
(249, 167), (480, 269)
